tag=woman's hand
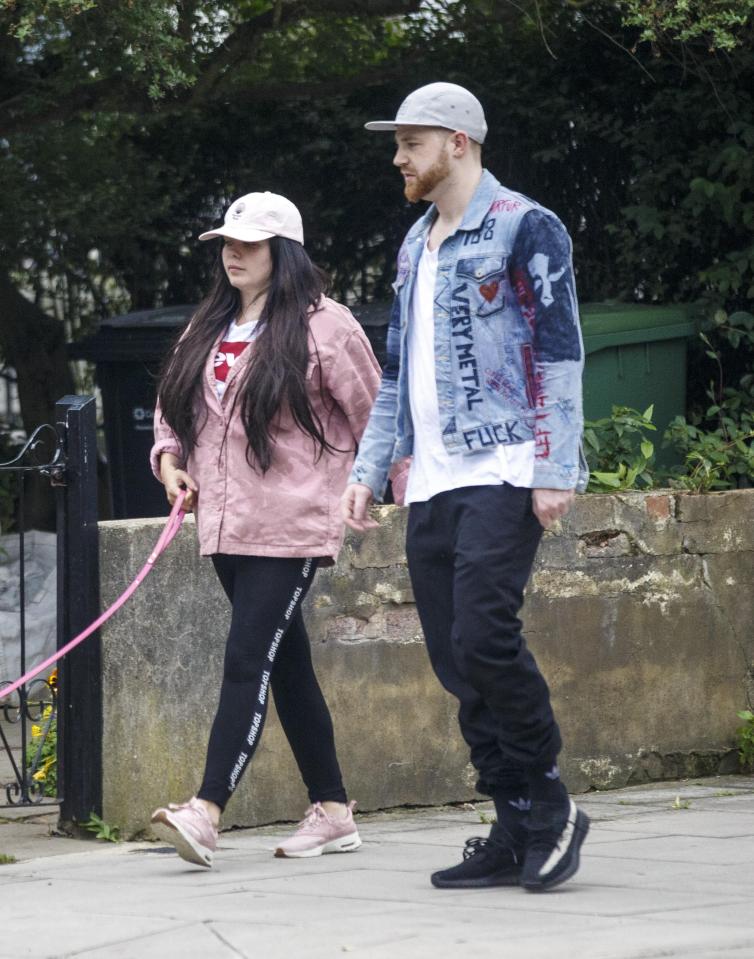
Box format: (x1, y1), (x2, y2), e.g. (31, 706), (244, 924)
(341, 483), (380, 532)
(159, 453), (198, 512)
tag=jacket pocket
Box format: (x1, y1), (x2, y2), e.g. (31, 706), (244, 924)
(456, 255), (507, 318)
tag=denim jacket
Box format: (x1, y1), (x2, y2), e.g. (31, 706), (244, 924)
(350, 169), (589, 499)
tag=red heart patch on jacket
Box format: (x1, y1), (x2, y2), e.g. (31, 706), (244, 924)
(480, 281), (499, 303)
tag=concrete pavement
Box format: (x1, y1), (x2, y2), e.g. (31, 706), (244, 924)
(1, 776), (753, 959)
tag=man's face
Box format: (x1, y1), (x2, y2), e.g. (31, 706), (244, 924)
(393, 127), (452, 203)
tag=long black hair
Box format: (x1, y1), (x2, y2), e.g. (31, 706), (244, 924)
(157, 236), (338, 472)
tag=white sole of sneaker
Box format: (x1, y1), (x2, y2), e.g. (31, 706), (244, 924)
(151, 813), (214, 868)
(274, 831), (362, 859)
(522, 804), (590, 892)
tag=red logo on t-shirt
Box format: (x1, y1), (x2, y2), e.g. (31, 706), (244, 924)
(214, 341), (249, 383)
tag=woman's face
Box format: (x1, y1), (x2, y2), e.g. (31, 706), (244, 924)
(222, 237), (273, 296)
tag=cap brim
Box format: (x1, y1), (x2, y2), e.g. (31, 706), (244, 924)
(365, 120), (464, 134)
(364, 121), (398, 132)
(198, 225), (276, 242)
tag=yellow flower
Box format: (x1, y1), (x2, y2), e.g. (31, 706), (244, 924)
(32, 770), (46, 782)
(42, 705), (52, 720)
(30, 725), (42, 738)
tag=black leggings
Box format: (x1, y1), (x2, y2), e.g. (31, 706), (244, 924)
(197, 554), (347, 810)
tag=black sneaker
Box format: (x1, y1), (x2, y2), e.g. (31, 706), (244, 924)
(522, 798), (589, 892)
(431, 834), (522, 889)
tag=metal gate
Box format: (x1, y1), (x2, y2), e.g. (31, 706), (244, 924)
(0, 396), (101, 823)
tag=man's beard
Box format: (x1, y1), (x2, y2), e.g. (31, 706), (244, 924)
(403, 149), (450, 203)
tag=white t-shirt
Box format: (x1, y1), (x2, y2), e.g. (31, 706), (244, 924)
(213, 319), (259, 399)
(405, 241), (535, 505)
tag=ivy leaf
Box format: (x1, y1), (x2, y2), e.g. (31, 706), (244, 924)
(591, 471), (623, 488)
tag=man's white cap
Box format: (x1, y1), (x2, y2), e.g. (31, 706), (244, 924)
(199, 191), (304, 244)
(365, 82), (487, 144)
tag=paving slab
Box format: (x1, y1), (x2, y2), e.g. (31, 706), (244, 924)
(0, 775), (753, 959)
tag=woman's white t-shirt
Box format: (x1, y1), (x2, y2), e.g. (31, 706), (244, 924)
(213, 319), (259, 399)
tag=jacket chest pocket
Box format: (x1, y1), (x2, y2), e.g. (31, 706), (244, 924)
(456, 255), (507, 318)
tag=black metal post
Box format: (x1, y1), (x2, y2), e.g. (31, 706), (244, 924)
(56, 395), (101, 825)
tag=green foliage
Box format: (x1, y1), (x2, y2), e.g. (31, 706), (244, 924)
(664, 416), (754, 491)
(616, 0), (754, 52)
(664, 311), (754, 490)
(2, 0), (97, 40)
(696, 311), (754, 419)
(82, 812), (120, 843)
(0, 853), (17, 864)
(736, 710), (754, 772)
(2, 0), (197, 99)
(584, 406), (656, 491)
(0, 0), (425, 337)
(24, 706), (57, 798)
(584, 396), (753, 496)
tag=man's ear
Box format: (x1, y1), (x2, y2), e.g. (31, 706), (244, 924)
(449, 130), (471, 157)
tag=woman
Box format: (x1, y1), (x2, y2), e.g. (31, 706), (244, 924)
(149, 191), (384, 868)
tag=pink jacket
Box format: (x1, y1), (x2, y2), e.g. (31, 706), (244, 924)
(151, 297), (395, 565)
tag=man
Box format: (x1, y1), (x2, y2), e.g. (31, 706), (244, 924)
(342, 82), (590, 892)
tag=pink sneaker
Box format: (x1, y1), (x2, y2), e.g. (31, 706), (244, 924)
(274, 801), (362, 859)
(150, 797), (218, 868)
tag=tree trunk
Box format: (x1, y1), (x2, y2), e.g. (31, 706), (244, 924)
(0, 268), (75, 530)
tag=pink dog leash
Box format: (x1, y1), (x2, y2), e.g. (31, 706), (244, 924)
(0, 490), (187, 702)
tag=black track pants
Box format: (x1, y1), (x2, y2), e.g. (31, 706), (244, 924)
(406, 484), (562, 796)
(197, 554), (347, 810)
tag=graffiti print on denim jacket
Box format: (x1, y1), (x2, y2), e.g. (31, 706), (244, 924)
(462, 420), (523, 450)
(451, 281), (483, 410)
(457, 254), (507, 319)
(511, 210), (580, 363)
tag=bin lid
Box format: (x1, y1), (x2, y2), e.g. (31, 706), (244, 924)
(581, 303), (695, 354)
(99, 305), (195, 329)
(69, 305), (196, 362)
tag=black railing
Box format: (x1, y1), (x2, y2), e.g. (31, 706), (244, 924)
(55, 395), (102, 825)
(0, 423), (64, 806)
(0, 396), (101, 819)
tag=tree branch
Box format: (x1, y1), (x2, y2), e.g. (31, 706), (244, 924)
(0, 0), (423, 136)
(177, 0), (197, 45)
(189, 0), (421, 104)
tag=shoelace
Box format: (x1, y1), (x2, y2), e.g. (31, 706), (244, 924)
(296, 803), (330, 833)
(462, 834), (520, 865)
(168, 799), (214, 829)
(462, 837), (490, 860)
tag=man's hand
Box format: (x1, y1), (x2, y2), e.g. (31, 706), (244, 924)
(341, 483), (380, 532)
(159, 453), (198, 512)
(532, 488), (575, 529)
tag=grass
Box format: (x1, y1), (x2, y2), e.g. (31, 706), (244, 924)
(0, 853), (17, 865)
